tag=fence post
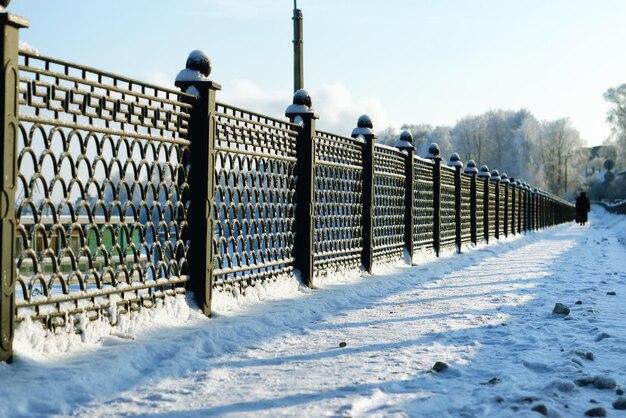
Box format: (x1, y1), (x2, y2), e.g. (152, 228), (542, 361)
(352, 115), (376, 273)
(515, 180), (522, 234)
(286, 89), (318, 287)
(395, 131), (415, 264)
(509, 177), (516, 235)
(478, 165), (490, 243)
(523, 183), (530, 232)
(464, 160), (478, 245)
(0, 10), (27, 363)
(175, 50), (221, 316)
(490, 170), (501, 239)
(532, 188), (538, 231)
(448, 153), (463, 252)
(426, 144), (442, 256)
(500, 173), (510, 237)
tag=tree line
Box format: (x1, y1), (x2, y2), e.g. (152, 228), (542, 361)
(376, 110), (585, 199)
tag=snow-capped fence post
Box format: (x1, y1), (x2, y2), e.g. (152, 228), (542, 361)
(464, 160), (479, 246)
(448, 153), (463, 252)
(478, 165), (490, 243)
(490, 170), (501, 240)
(500, 173), (510, 237)
(175, 50), (221, 316)
(0, 9), (27, 363)
(395, 131), (415, 263)
(425, 144), (442, 256)
(285, 89), (318, 288)
(352, 115), (376, 273)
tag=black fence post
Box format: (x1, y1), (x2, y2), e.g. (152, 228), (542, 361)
(464, 160), (478, 245)
(448, 153), (463, 252)
(175, 50), (221, 316)
(490, 170), (501, 240)
(426, 144), (442, 257)
(523, 183), (530, 233)
(286, 90), (318, 288)
(532, 188), (538, 231)
(353, 115), (376, 273)
(478, 165), (490, 243)
(0, 11), (27, 363)
(509, 177), (516, 236)
(395, 131), (415, 264)
(515, 180), (522, 234)
(500, 173), (510, 237)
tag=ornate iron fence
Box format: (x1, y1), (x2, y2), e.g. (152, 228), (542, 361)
(14, 51), (192, 333)
(372, 144), (406, 265)
(212, 103), (298, 291)
(0, 11), (577, 362)
(413, 157), (435, 251)
(439, 166), (456, 250)
(313, 131), (363, 275)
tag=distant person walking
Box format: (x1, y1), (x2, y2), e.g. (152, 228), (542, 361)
(576, 192), (590, 225)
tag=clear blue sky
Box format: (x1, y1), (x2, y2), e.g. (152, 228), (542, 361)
(8, 0), (626, 146)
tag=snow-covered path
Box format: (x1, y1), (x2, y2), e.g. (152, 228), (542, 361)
(2, 208), (626, 418)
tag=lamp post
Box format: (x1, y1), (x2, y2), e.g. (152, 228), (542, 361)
(293, 1), (303, 92)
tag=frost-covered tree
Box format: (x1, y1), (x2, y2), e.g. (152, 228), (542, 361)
(603, 84), (626, 166)
(451, 115), (488, 163)
(538, 118), (584, 197)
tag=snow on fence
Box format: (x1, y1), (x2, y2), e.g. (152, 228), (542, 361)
(0, 12), (576, 362)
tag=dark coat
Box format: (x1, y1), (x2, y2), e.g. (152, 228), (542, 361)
(575, 194), (590, 223)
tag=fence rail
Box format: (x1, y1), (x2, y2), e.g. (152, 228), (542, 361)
(0, 11), (576, 362)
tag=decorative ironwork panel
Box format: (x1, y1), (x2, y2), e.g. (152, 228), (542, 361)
(213, 103), (297, 291)
(413, 157), (434, 250)
(313, 131), (363, 274)
(487, 182), (497, 239)
(459, 173), (472, 244)
(440, 166), (456, 249)
(15, 52), (192, 327)
(498, 185), (506, 237)
(475, 180), (485, 242)
(372, 144), (405, 264)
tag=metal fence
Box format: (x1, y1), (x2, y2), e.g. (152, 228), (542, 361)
(0, 12), (576, 362)
(14, 50), (192, 329)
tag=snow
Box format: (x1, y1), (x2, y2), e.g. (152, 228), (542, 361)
(175, 68), (208, 83)
(2, 206), (626, 417)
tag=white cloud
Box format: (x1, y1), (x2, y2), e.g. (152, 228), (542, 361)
(313, 82), (390, 136)
(220, 79), (292, 120)
(18, 40), (38, 55)
(143, 70), (175, 89)
(219, 79), (390, 137)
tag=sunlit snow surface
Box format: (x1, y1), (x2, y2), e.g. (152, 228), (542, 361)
(2, 206), (626, 417)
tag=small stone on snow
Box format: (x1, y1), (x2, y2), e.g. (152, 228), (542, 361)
(432, 361), (449, 372)
(613, 397), (626, 410)
(584, 407), (606, 417)
(593, 376), (617, 390)
(552, 303), (570, 316)
(531, 404), (548, 415)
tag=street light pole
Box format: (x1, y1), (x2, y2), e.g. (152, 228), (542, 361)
(293, 0), (303, 92)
